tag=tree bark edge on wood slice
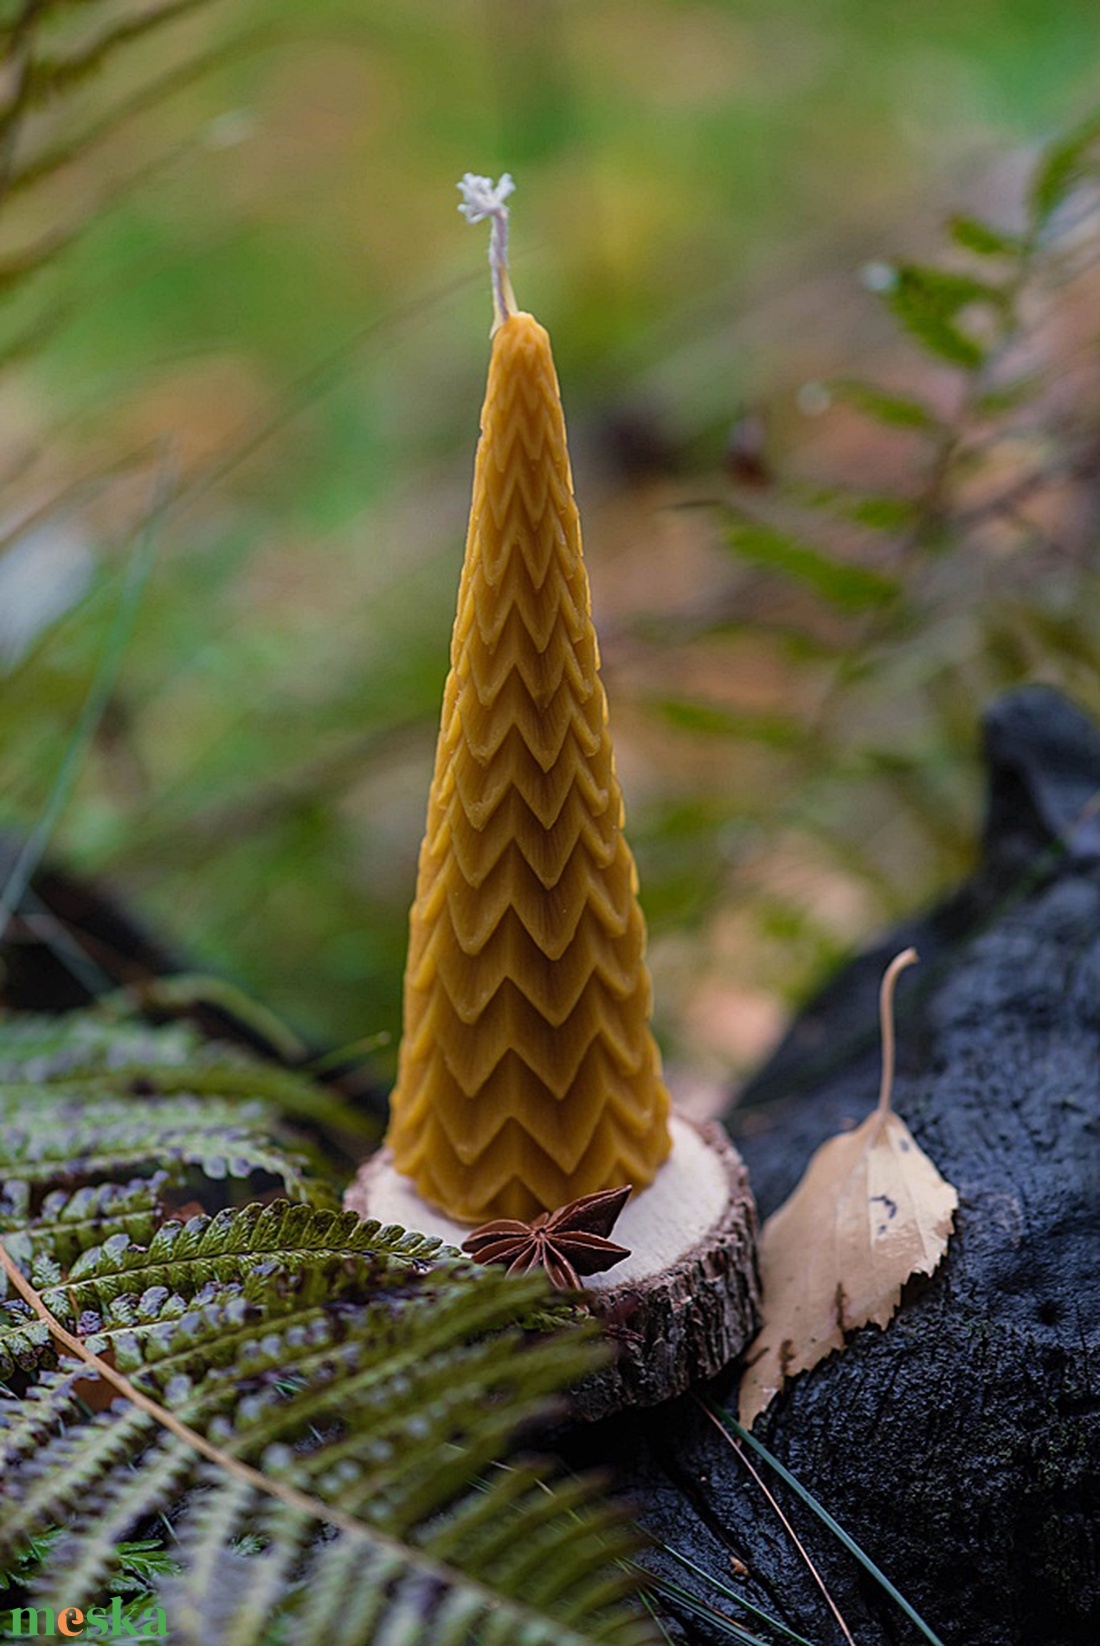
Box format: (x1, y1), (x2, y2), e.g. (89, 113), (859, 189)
(574, 1117), (761, 1420)
(344, 1114), (761, 1422)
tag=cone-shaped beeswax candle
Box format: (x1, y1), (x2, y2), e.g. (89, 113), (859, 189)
(385, 176), (671, 1223)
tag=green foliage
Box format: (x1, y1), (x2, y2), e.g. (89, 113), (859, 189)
(0, 21), (1097, 1644)
(947, 214), (1022, 259)
(2, 3), (1100, 1065)
(0, 1000), (378, 1145)
(637, 116), (1100, 1042)
(0, 1010), (340, 1201)
(0, 1010), (656, 1646)
(0, 1532), (178, 1643)
(656, 699), (806, 749)
(825, 382), (941, 433)
(1029, 108), (1100, 227)
(882, 264), (1004, 369)
(0, 0), (225, 294)
(721, 515), (899, 612)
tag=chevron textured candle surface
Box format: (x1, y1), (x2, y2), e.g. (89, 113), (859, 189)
(386, 311), (672, 1223)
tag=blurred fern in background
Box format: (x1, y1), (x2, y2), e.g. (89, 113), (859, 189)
(2, 0), (1099, 1091)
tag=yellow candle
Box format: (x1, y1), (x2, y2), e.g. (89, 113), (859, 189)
(385, 175), (671, 1223)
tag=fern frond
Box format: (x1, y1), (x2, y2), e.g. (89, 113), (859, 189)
(0, 1012), (200, 1077)
(0, 1008), (374, 1139)
(1, 1209), (648, 1644)
(0, 1177), (166, 1259)
(0, 1009), (354, 1212)
(0, 1093), (317, 1195)
(0, 1008), (656, 1645)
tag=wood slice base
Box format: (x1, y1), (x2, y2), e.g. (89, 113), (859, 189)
(344, 1113), (760, 1421)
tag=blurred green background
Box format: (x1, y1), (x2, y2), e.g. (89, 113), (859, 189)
(2, 0), (1099, 1095)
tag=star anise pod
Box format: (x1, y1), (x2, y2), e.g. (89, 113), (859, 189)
(462, 1184), (633, 1291)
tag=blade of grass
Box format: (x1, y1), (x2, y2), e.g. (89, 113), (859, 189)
(710, 1403), (947, 1646)
(112, 973), (309, 1065)
(636, 1587), (679, 1646)
(658, 1545), (820, 1646)
(9, 884), (115, 996)
(695, 1397), (856, 1646)
(305, 1032), (392, 1078)
(0, 445), (176, 948)
(626, 1563), (784, 1646)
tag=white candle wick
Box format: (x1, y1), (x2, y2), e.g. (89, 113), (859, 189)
(457, 171), (517, 329)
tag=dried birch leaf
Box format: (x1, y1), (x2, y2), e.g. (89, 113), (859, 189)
(739, 950), (958, 1427)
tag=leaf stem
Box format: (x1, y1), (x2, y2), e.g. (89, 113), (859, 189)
(876, 947), (918, 1117)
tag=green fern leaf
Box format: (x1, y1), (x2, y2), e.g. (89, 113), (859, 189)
(1029, 109), (1100, 228)
(0, 1010), (356, 1211)
(722, 515), (899, 611)
(1, 1208), (650, 1643)
(0, 1011), (656, 1643)
(0, 1008), (374, 1141)
(947, 214), (1022, 258)
(0, 1178), (166, 1264)
(884, 264), (1003, 369)
(826, 379), (941, 432)
(0, 1013), (200, 1078)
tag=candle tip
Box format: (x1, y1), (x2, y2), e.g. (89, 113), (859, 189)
(457, 171), (517, 328)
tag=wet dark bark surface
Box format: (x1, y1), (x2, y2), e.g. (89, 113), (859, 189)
(567, 686), (1100, 1646)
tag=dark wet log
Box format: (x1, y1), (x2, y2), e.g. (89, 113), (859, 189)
(568, 686), (1100, 1646)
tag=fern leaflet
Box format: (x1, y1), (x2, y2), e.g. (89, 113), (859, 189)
(0, 1009), (656, 1645)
